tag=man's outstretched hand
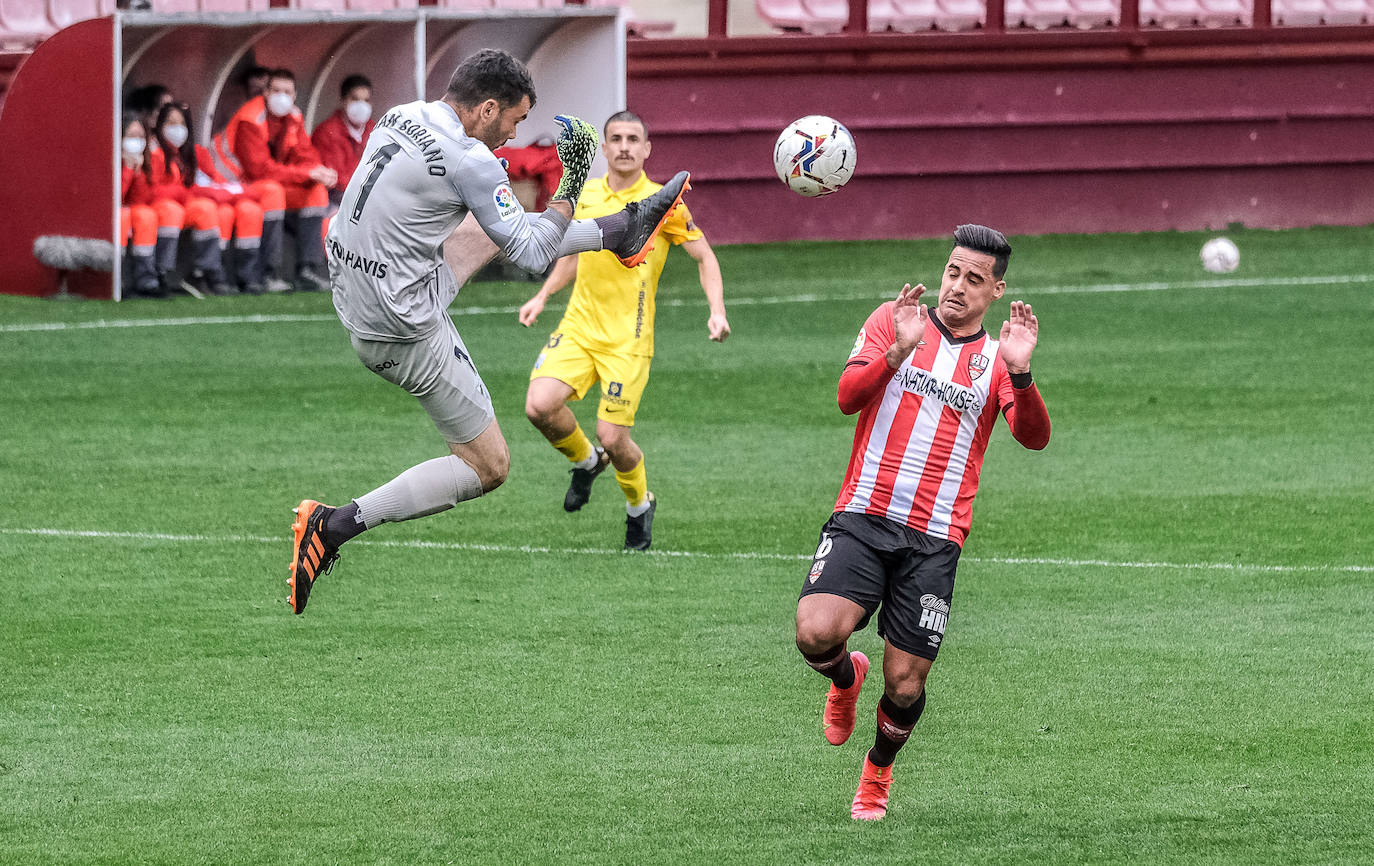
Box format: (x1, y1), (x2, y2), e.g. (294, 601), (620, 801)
(885, 283), (928, 370)
(998, 300), (1038, 375)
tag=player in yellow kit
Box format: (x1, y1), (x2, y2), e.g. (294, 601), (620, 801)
(519, 110), (729, 550)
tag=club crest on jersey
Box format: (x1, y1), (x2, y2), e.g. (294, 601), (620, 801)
(493, 184), (520, 221)
(967, 353), (989, 381)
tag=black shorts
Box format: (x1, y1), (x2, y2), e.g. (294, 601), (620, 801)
(799, 511), (960, 660)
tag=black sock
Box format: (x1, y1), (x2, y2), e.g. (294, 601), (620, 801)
(592, 212), (629, 250)
(323, 501), (366, 548)
(868, 691), (926, 767)
(801, 643), (855, 690)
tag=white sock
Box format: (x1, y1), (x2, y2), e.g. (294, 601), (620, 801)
(627, 493), (653, 517)
(556, 219), (604, 255)
(354, 455), (483, 529)
(574, 449), (601, 471)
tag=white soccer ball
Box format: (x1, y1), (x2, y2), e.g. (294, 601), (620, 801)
(1200, 237), (1240, 274)
(772, 115), (857, 197)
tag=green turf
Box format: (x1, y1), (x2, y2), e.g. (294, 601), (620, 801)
(2, 226), (1373, 864)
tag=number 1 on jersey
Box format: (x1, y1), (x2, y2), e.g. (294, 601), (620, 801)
(351, 142), (402, 224)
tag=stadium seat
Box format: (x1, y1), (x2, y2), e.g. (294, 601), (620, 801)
(1141, 0), (1202, 26)
(1008, 0), (1074, 28)
(47, 0), (102, 29)
(752, 0), (901, 32)
(0, 0), (56, 47)
(198, 0), (272, 10)
(1068, 0), (1118, 27)
(345, 0), (416, 9)
(889, 0), (940, 31)
(754, 0), (827, 33)
(934, 0), (984, 29)
(1196, 0), (1249, 24)
(582, 0), (676, 36)
(1272, 0), (1324, 22)
(1321, 0), (1368, 24)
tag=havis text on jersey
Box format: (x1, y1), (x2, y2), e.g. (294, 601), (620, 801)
(328, 237), (389, 279)
(896, 366), (984, 414)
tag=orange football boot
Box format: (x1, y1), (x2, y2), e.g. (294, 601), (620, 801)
(823, 650), (869, 745)
(288, 499), (339, 614)
(612, 171), (690, 268)
(850, 756), (893, 821)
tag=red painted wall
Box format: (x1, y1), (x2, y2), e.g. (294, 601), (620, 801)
(0, 18), (115, 298)
(627, 30), (1374, 243)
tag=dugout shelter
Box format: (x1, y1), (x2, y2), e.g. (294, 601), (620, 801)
(0, 6), (625, 299)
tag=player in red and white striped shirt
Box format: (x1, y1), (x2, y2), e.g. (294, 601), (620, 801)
(795, 225), (1051, 821)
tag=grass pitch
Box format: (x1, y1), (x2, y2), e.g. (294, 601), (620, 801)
(2, 226), (1373, 864)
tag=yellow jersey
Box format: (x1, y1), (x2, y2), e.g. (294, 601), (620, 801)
(560, 171), (703, 356)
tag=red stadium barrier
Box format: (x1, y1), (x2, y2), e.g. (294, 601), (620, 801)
(628, 16), (1374, 243)
(4, 0), (1374, 293)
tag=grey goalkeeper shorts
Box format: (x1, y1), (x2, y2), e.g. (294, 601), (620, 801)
(350, 315), (495, 445)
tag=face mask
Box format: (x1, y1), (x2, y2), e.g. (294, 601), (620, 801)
(122, 136), (145, 155)
(162, 124), (189, 148)
(267, 92), (294, 117)
(345, 100), (372, 126)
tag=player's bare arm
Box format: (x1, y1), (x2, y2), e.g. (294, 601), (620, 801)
(997, 300), (1038, 374)
(885, 283), (927, 369)
(682, 237), (729, 342)
(518, 254), (579, 326)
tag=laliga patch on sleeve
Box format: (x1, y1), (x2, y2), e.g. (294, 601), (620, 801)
(493, 184), (521, 222)
(849, 327), (866, 359)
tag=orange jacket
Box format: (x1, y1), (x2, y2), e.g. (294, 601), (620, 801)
(122, 164), (152, 206)
(149, 144), (235, 204)
(217, 95), (322, 186)
(311, 109), (374, 193)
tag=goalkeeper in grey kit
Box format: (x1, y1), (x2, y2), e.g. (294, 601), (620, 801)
(286, 48), (691, 613)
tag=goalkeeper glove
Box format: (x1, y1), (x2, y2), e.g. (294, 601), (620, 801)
(551, 114), (599, 205)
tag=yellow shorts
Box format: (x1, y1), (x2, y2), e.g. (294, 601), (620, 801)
(531, 330), (651, 426)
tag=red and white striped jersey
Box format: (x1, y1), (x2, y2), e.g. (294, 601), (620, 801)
(834, 301), (1048, 546)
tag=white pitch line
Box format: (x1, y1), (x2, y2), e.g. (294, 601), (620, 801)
(2, 527), (1370, 574)
(3, 274), (1370, 334)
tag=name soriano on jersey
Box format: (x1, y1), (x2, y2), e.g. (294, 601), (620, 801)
(374, 111), (448, 176)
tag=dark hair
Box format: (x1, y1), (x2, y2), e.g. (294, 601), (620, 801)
(340, 74), (372, 99)
(120, 110), (143, 138)
(240, 65), (270, 87)
(239, 65), (270, 97)
(446, 49), (536, 110)
(127, 83), (171, 118)
(268, 68), (296, 86)
(603, 110), (647, 139)
(154, 102), (197, 189)
(953, 224), (1011, 279)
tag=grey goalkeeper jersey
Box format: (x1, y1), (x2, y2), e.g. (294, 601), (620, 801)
(329, 100), (570, 341)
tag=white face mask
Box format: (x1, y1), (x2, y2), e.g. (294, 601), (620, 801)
(267, 92), (294, 118)
(162, 124), (189, 148)
(345, 100), (372, 126)
(122, 136), (145, 155)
